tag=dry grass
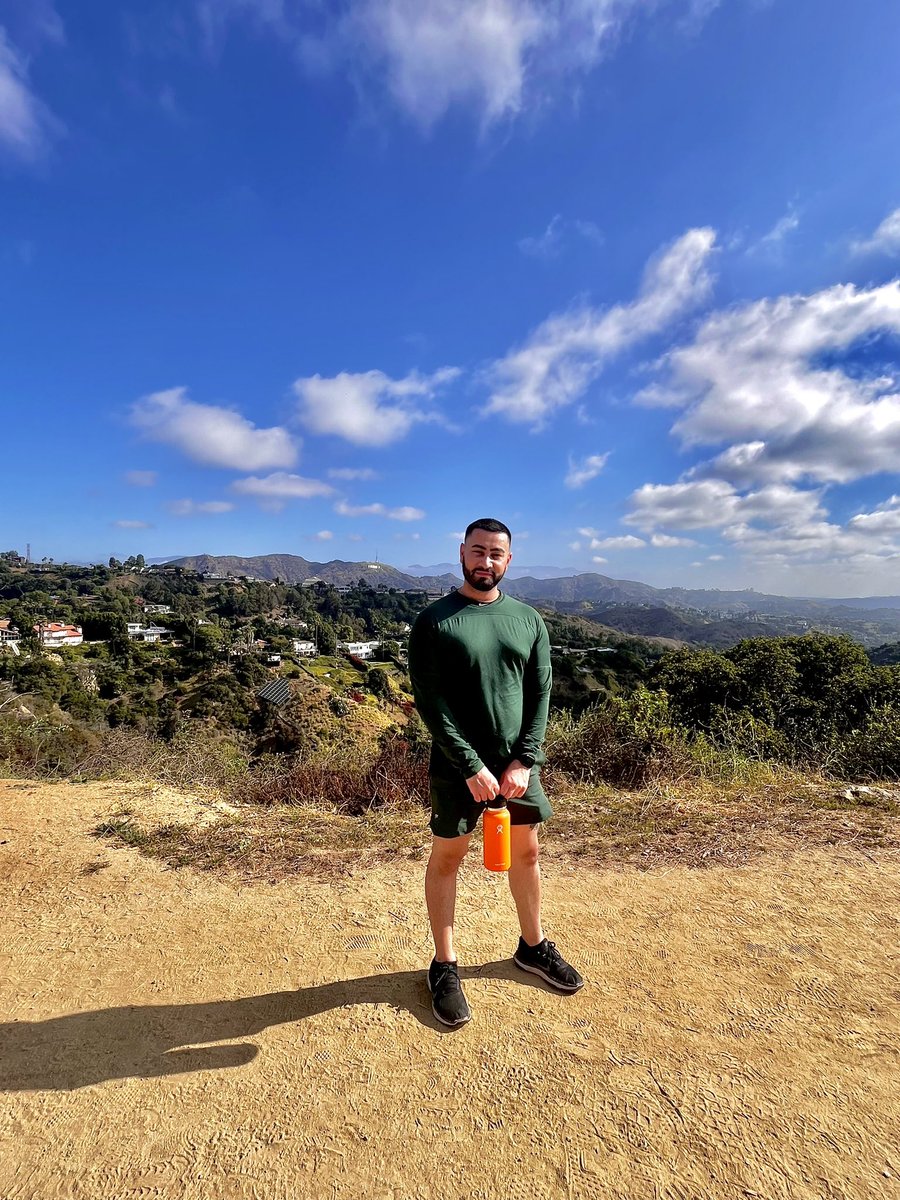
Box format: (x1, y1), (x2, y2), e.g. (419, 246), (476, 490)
(92, 768), (900, 881)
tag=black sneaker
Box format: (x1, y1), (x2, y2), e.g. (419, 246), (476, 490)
(513, 937), (584, 992)
(427, 959), (472, 1027)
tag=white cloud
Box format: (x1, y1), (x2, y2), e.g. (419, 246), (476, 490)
(707, 553), (724, 561)
(312, 529), (333, 540)
(486, 227), (716, 426)
(564, 451), (609, 489)
(231, 472), (335, 499)
(641, 280), (900, 488)
(851, 207), (900, 258)
(627, 480), (827, 532)
(168, 499), (235, 516)
(210, 1), (730, 132)
(589, 534), (646, 550)
(327, 467), (379, 481)
(112, 520), (153, 529)
(335, 500), (426, 520)
(0, 27), (59, 159)
(132, 387), (298, 470)
(124, 470), (158, 487)
(650, 532), (696, 547)
(294, 367), (459, 446)
(625, 478), (900, 579)
(591, 556), (608, 564)
(309, 0), (647, 132)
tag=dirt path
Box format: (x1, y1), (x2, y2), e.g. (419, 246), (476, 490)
(1, 780), (898, 1200)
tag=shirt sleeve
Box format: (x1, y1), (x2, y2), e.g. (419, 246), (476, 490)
(407, 612), (485, 778)
(513, 615), (552, 767)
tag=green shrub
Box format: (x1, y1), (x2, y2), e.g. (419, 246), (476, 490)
(545, 688), (685, 787)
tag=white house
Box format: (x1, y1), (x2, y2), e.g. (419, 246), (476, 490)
(337, 640), (381, 660)
(140, 624), (169, 644)
(127, 622), (169, 643)
(293, 639), (317, 657)
(35, 623), (83, 648)
(143, 604), (172, 615)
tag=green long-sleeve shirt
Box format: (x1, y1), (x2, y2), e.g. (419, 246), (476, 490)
(408, 590), (552, 780)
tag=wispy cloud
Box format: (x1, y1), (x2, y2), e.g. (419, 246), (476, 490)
(335, 499), (425, 520)
(851, 206), (900, 258)
(0, 26), (61, 160)
(131, 387), (298, 470)
(124, 470), (158, 487)
(294, 367), (459, 446)
(650, 532), (697, 547)
(327, 466), (379, 481)
(564, 452), (609, 489)
(167, 499), (235, 516)
(746, 204), (800, 258)
(112, 519), (154, 530)
(518, 214), (604, 260)
(231, 472), (335, 499)
(486, 227), (716, 427)
(212, 0), (726, 133)
(588, 534), (646, 550)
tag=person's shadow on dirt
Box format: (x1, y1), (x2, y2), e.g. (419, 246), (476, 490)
(0, 959), (563, 1091)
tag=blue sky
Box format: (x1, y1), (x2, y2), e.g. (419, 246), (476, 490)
(2, 0), (900, 596)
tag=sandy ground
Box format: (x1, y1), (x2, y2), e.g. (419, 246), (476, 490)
(1, 780), (899, 1200)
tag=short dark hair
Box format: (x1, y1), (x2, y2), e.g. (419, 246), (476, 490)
(464, 518), (512, 542)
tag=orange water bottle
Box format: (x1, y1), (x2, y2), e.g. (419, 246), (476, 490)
(483, 798), (511, 872)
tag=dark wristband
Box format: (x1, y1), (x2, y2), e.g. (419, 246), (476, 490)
(517, 753), (535, 769)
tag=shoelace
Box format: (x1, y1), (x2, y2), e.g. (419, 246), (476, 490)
(536, 940), (562, 963)
(433, 964), (461, 993)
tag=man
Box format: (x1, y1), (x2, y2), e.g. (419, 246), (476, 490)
(408, 518), (583, 1028)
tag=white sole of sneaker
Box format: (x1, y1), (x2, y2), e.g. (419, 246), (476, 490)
(513, 956), (584, 992)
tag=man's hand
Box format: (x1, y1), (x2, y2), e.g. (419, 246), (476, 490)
(499, 759), (531, 800)
(466, 766), (500, 804)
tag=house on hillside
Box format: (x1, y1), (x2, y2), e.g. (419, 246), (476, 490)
(35, 623), (83, 648)
(337, 639), (380, 660)
(293, 639), (317, 656)
(144, 604), (172, 615)
(126, 622), (170, 643)
(0, 619), (20, 645)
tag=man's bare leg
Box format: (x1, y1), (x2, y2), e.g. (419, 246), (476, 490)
(425, 833), (471, 961)
(507, 823), (545, 947)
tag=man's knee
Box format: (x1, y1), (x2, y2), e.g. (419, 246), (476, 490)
(429, 835), (470, 874)
(511, 832), (540, 869)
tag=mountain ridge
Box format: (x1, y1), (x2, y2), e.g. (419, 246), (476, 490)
(162, 553), (900, 615)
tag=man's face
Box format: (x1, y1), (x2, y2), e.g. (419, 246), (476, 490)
(460, 528), (512, 592)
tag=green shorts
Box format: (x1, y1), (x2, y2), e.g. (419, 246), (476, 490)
(428, 768), (553, 840)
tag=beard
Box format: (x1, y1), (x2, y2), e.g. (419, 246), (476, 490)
(462, 562), (506, 592)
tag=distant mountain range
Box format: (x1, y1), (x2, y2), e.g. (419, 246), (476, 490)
(404, 563), (582, 580)
(162, 553), (900, 619)
(164, 553), (458, 592)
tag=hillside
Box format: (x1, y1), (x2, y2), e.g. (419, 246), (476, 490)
(159, 555), (900, 644)
(165, 553), (457, 591)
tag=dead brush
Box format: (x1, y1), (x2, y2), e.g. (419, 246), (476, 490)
(233, 730), (431, 816)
